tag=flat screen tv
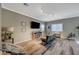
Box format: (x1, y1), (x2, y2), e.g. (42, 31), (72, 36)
(31, 21), (40, 29)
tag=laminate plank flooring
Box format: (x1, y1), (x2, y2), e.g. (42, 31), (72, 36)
(44, 39), (79, 55)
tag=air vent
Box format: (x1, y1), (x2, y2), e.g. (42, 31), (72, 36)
(24, 3), (29, 6)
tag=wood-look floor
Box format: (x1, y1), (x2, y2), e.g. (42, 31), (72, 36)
(44, 39), (79, 55)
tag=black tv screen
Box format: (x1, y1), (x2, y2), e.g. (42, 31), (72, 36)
(31, 21), (40, 29)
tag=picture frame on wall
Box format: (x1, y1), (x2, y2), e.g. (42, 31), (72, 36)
(20, 21), (27, 32)
(21, 21), (26, 27)
(21, 27), (26, 32)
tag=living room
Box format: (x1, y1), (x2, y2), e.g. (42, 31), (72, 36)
(0, 3), (79, 55)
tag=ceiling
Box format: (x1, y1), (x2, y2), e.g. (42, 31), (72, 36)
(2, 3), (79, 22)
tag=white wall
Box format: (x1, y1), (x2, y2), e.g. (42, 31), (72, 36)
(2, 8), (44, 44)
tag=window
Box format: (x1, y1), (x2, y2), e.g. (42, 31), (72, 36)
(51, 24), (63, 32)
(40, 24), (45, 31)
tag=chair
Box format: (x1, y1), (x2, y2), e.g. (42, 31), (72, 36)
(44, 36), (55, 48)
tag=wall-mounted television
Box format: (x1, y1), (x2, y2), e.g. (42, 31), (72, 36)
(31, 21), (40, 29)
